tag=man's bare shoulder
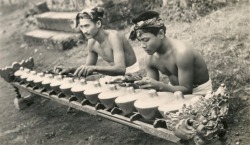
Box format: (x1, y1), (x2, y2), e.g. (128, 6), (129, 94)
(87, 38), (98, 51)
(106, 30), (125, 51)
(87, 38), (96, 46)
(171, 39), (194, 64)
(107, 30), (124, 39)
(145, 55), (156, 66)
(171, 39), (192, 55)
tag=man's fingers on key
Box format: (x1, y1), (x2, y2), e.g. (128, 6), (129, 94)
(82, 68), (88, 77)
(59, 69), (69, 75)
(134, 80), (147, 85)
(133, 75), (142, 80)
(54, 66), (62, 73)
(78, 67), (85, 77)
(74, 67), (82, 77)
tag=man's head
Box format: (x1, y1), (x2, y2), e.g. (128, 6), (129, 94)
(76, 7), (105, 39)
(130, 11), (166, 55)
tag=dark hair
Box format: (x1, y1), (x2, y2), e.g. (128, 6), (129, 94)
(76, 7), (105, 28)
(132, 11), (166, 36)
(132, 11), (160, 24)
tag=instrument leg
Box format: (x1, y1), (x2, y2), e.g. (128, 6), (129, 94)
(12, 84), (34, 110)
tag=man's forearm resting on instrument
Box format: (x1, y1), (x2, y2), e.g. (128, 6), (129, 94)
(93, 65), (126, 76)
(156, 81), (193, 94)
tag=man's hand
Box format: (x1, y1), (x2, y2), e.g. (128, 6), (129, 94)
(107, 73), (142, 84)
(74, 65), (96, 77)
(125, 73), (143, 82)
(134, 77), (162, 90)
(53, 66), (75, 75)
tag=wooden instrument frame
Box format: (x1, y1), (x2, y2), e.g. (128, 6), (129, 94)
(12, 82), (183, 144)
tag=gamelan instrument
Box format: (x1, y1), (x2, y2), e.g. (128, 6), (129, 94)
(0, 57), (230, 145)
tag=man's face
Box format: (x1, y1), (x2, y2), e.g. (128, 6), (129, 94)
(79, 19), (99, 39)
(137, 32), (161, 55)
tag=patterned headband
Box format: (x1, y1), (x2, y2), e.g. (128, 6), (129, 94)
(75, 7), (105, 28)
(129, 17), (164, 40)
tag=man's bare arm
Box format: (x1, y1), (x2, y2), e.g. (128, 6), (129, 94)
(93, 32), (126, 76)
(136, 46), (194, 94)
(156, 47), (194, 94)
(85, 39), (98, 65)
(145, 56), (159, 81)
(73, 39), (98, 76)
(54, 40), (97, 75)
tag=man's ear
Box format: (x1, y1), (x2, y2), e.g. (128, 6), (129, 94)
(96, 20), (102, 28)
(157, 29), (165, 39)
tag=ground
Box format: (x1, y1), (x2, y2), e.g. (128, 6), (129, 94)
(0, 2), (250, 145)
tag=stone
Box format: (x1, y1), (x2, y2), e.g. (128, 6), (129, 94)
(24, 29), (83, 50)
(35, 1), (49, 13)
(36, 12), (80, 33)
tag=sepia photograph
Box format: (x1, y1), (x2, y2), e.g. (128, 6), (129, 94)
(0, 0), (249, 145)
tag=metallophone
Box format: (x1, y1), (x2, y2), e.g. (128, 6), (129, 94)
(0, 57), (230, 145)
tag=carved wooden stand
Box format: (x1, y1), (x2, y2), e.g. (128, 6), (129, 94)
(12, 82), (182, 144)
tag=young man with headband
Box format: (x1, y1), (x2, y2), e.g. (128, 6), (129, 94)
(55, 7), (140, 78)
(131, 11), (212, 95)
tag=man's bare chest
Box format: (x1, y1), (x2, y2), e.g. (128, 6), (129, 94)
(94, 43), (114, 63)
(153, 57), (177, 76)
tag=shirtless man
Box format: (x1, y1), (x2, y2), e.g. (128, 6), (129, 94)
(55, 7), (139, 77)
(131, 11), (212, 95)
